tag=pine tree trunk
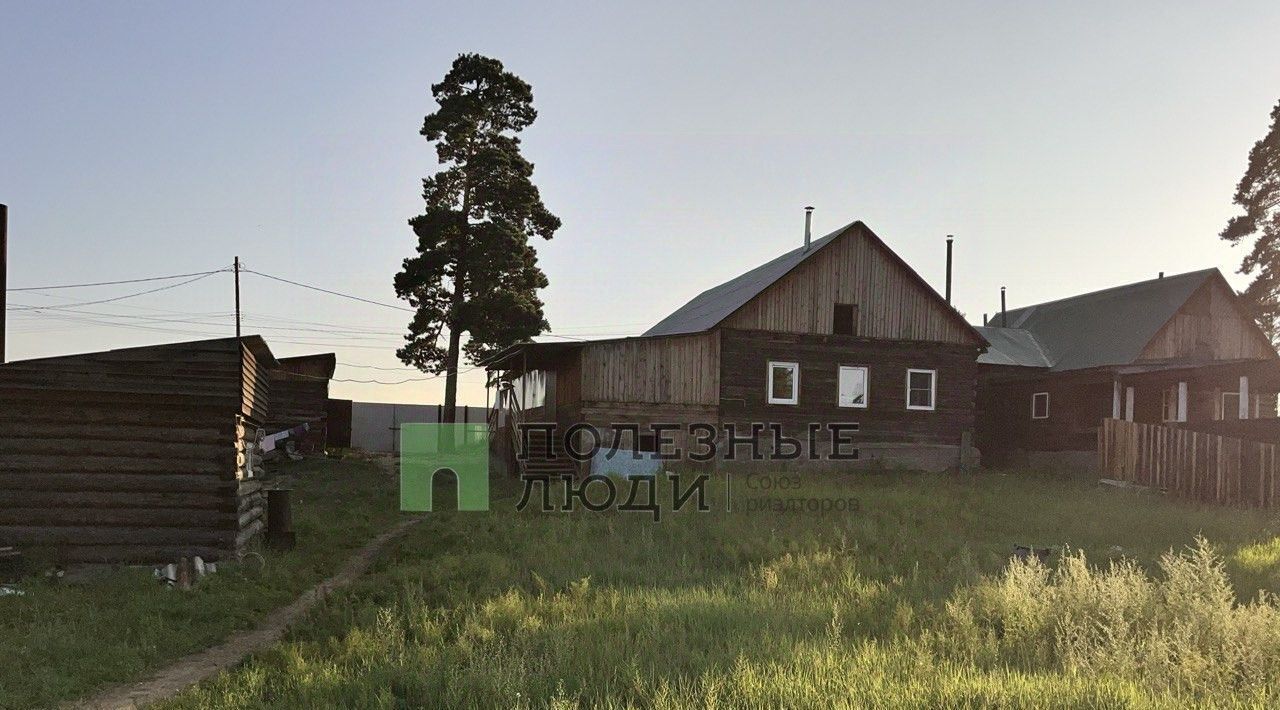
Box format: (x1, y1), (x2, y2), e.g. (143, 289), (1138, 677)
(442, 322), (461, 424)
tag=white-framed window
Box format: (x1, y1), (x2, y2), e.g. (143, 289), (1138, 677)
(767, 361), (800, 405)
(906, 369), (936, 411)
(837, 366), (868, 408)
(1031, 392), (1050, 419)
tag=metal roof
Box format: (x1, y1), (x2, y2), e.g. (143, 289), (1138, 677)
(643, 222), (857, 337)
(982, 268), (1219, 372)
(0, 334), (279, 369)
(975, 327), (1052, 367)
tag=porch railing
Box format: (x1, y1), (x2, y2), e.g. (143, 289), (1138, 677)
(1099, 418), (1280, 507)
(489, 382), (527, 477)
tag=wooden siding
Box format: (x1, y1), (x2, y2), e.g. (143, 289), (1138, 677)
(266, 358), (332, 453)
(719, 329), (980, 447)
(722, 230), (977, 344)
(579, 332), (719, 406)
(0, 338), (268, 563)
(1140, 278), (1277, 361)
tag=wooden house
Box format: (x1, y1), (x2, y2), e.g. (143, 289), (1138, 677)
(487, 220), (988, 472)
(0, 336), (331, 564)
(975, 269), (1280, 469)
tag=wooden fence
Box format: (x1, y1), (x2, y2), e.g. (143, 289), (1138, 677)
(1099, 418), (1280, 507)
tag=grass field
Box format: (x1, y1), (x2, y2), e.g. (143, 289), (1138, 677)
(155, 469), (1280, 709)
(0, 456), (400, 710)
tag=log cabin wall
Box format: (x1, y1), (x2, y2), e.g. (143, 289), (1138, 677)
(241, 340), (271, 426)
(1140, 278), (1277, 362)
(975, 370), (1112, 464)
(0, 337), (271, 563)
(722, 229), (977, 345)
(719, 328), (980, 449)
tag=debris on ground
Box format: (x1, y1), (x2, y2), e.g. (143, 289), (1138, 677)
(155, 556), (217, 590)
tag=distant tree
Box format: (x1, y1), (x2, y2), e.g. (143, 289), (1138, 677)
(1222, 99), (1280, 344)
(395, 54), (560, 421)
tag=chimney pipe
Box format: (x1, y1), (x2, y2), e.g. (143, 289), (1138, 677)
(0, 203), (7, 364)
(1000, 286), (1007, 327)
(803, 206), (814, 250)
(945, 234), (954, 304)
(983, 313), (988, 326)
(1158, 271), (1164, 279)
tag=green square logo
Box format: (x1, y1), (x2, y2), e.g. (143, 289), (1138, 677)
(400, 423), (490, 512)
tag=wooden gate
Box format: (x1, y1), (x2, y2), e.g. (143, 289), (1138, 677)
(1099, 418), (1280, 507)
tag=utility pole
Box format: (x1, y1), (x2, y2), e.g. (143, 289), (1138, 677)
(0, 204), (7, 364)
(234, 256), (242, 340)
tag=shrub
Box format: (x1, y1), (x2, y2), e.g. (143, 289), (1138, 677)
(942, 537), (1280, 702)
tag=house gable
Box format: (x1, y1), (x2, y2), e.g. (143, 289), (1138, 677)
(1138, 274), (1277, 362)
(722, 224), (982, 345)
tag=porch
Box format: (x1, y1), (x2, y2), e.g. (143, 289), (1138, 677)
(1111, 358), (1280, 440)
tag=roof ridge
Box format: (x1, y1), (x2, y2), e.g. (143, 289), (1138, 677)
(1002, 267), (1219, 316)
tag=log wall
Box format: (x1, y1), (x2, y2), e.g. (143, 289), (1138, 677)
(0, 337), (271, 563)
(719, 328), (980, 447)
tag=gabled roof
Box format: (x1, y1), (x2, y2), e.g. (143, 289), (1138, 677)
(644, 222), (854, 337)
(644, 220), (984, 344)
(979, 269), (1218, 371)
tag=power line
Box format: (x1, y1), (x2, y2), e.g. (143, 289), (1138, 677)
(241, 268), (413, 312)
(6, 270), (228, 311)
(337, 361), (421, 371)
(5, 268), (230, 292)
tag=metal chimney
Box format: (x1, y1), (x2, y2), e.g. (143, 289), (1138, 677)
(0, 204), (7, 364)
(1000, 286), (1007, 327)
(803, 206), (814, 250)
(945, 235), (954, 304)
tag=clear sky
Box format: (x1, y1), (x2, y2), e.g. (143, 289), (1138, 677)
(3, 1), (1279, 405)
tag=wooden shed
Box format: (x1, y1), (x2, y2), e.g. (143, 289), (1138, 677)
(267, 353), (337, 454)
(0, 336), (278, 563)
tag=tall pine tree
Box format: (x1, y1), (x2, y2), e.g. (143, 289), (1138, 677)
(395, 54), (560, 421)
(1222, 99), (1280, 344)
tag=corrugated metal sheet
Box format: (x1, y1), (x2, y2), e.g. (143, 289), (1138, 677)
(984, 268), (1217, 371)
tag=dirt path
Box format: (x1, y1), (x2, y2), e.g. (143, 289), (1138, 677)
(72, 515), (423, 710)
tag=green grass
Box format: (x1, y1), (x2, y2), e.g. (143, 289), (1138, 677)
(151, 470), (1280, 709)
(0, 455), (400, 710)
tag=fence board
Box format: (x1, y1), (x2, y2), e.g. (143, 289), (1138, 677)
(1099, 418), (1277, 508)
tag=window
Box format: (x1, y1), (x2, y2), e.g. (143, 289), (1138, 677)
(906, 369), (936, 411)
(767, 361), (800, 405)
(1222, 391), (1241, 421)
(833, 303), (859, 336)
(838, 366), (868, 408)
(1031, 392), (1050, 419)
(1161, 386), (1178, 422)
